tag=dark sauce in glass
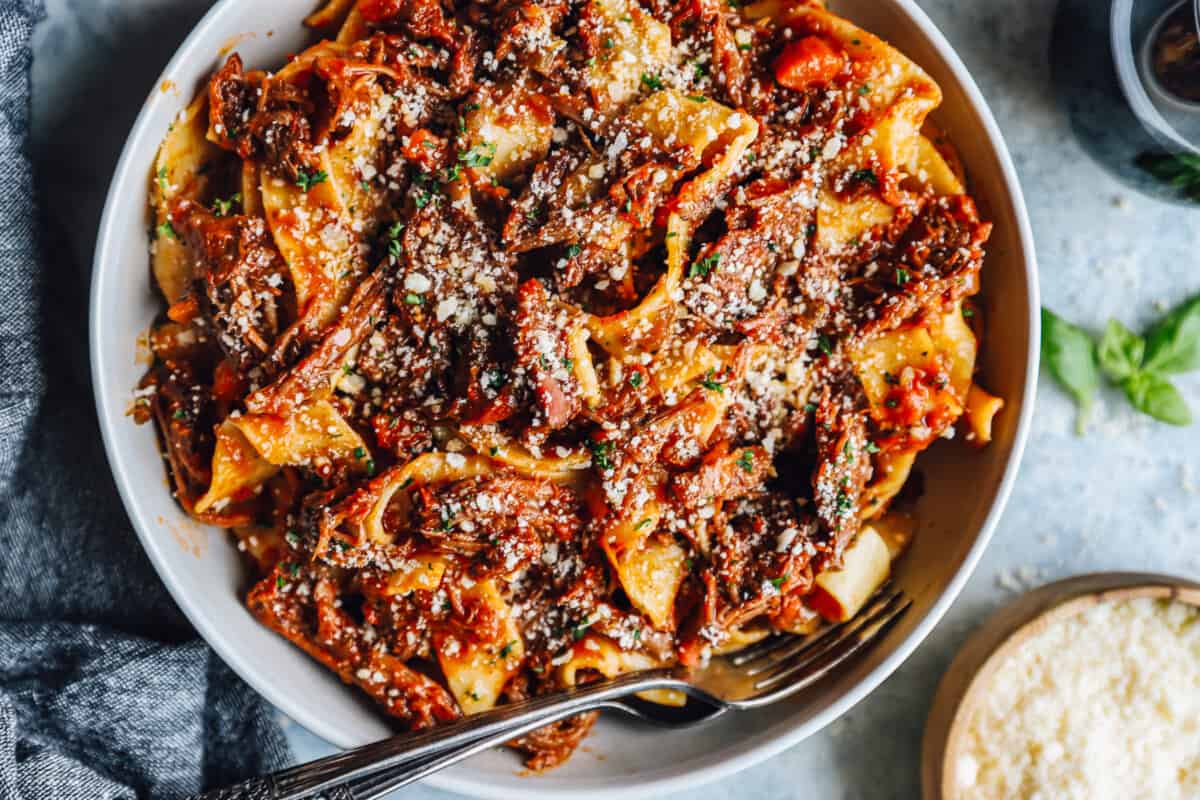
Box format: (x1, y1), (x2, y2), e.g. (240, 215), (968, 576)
(1052, 0), (1200, 206)
(1151, 3), (1200, 102)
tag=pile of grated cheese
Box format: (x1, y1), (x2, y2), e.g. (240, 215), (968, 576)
(956, 597), (1200, 799)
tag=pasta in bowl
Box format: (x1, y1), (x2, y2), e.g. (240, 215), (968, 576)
(92, 0), (1036, 794)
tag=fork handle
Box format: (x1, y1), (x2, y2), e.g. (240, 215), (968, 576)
(187, 668), (682, 800)
(183, 778), (354, 800)
(345, 695), (642, 800)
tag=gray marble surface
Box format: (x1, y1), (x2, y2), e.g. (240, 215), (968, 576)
(32, 0), (1200, 797)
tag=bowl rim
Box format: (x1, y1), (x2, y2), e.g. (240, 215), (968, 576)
(88, 0), (1040, 796)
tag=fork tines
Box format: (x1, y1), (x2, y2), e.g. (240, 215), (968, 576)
(730, 585), (911, 691)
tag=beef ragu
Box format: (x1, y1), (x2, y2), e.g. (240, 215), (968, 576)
(133, 0), (1003, 769)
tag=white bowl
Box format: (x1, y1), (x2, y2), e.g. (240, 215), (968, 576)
(90, 1), (1039, 797)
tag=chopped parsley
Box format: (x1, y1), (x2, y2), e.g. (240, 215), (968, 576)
(737, 449), (754, 473)
(353, 447), (366, 459)
(586, 439), (614, 471)
(156, 220), (177, 240)
(604, 37), (615, 49)
(413, 189), (436, 209)
(685, 94), (708, 103)
(817, 334), (834, 356)
(857, 83), (872, 95)
(459, 142), (497, 168)
(896, 268), (910, 285)
(835, 489), (854, 516)
(156, 166), (169, 191)
(635, 518), (653, 530)
(963, 307), (975, 319)
(842, 440), (855, 462)
(689, 252), (720, 278)
(629, 372), (644, 388)
(565, 243), (582, 258)
(641, 73), (664, 92)
(295, 169), (328, 191)
(851, 168), (878, 186)
(404, 293), (424, 305)
(386, 220), (405, 257)
(571, 618), (595, 640)
(700, 368), (725, 394)
(499, 640), (518, 659)
(865, 441), (881, 454)
(172, 408), (187, 420)
(769, 574), (788, 589)
(211, 193), (241, 216)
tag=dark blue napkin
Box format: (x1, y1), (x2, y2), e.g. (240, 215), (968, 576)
(0, 1), (292, 796)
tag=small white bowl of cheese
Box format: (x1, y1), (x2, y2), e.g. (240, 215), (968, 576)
(924, 572), (1200, 800)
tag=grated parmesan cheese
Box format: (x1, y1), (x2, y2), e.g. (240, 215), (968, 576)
(957, 598), (1200, 799)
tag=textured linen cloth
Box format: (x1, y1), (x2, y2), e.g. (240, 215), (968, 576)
(0, 1), (292, 797)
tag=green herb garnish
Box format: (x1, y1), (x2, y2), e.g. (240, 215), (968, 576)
(586, 439), (614, 471)
(1043, 298), (1200, 431)
(211, 193), (241, 217)
(1136, 152), (1200, 203)
(638, 72), (667, 91)
(295, 169), (328, 191)
(459, 142), (497, 168)
(700, 368), (724, 394)
(689, 252), (720, 278)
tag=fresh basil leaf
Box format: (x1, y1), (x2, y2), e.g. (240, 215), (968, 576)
(1122, 371), (1193, 426)
(1143, 293), (1200, 375)
(1041, 307), (1100, 434)
(1136, 152), (1200, 203)
(1097, 319), (1144, 381)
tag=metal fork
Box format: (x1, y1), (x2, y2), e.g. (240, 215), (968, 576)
(189, 586), (909, 800)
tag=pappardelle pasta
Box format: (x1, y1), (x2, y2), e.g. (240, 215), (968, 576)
(134, 0), (1002, 769)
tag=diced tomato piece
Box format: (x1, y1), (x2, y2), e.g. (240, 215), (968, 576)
(401, 128), (449, 173)
(212, 359), (244, 405)
(773, 35), (847, 92)
(358, 0), (404, 23)
(166, 295), (200, 324)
